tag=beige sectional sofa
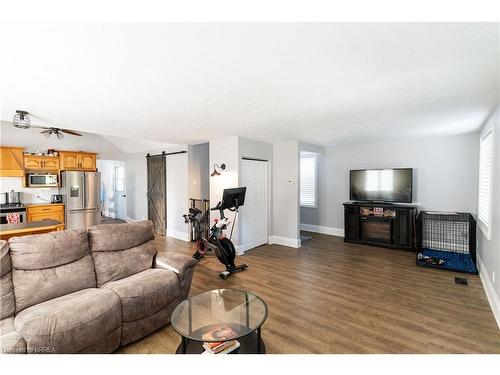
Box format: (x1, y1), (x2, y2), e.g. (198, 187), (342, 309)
(0, 220), (197, 354)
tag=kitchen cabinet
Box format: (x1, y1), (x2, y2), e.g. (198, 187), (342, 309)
(59, 152), (80, 170)
(59, 151), (96, 171)
(0, 146), (24, 177)
(79, 153), (97, 171)
(26, 204), (65, 227)
(24, 155), (60, 171)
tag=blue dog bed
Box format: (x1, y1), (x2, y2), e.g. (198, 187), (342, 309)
(417, 248), (478, 274)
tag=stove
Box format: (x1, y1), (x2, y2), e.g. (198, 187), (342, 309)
(0, 203), (26, 224)
(0, 203), (25, 210)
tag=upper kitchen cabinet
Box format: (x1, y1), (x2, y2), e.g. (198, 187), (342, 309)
(24, 155), (60, 171)
(59, 151), (97, 171)
(59, 151), (79, 170)
(0, 146), (24, 177)
(79, 153), (97, 171)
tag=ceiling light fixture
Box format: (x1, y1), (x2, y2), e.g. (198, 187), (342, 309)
(13, 110), (31, 129)
(11, 110), (83, 139)
(211, 163), (226, 177)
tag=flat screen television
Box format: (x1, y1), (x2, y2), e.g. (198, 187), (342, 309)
(349, 168), (413, 203)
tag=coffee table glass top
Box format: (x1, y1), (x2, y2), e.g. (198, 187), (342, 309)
(171, 289), (268, 342)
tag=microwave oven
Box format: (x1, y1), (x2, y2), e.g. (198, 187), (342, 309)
(27, 173), (59, 187)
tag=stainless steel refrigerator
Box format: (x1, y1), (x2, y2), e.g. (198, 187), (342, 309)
(60, 171), (101, 230)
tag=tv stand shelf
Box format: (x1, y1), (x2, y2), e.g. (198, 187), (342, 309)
(343, 202), (418, 251)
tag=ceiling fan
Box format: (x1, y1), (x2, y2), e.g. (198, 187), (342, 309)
(13, 110), (82, 139)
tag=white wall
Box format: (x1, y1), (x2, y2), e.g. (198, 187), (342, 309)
(188, 143), (209, 200)
(125, 151), (149, 221)
(166, 152), (190, 241)
(272, 140), (300, 247)
(209, 136), (240, 244)
(300, 133), (479, 233)
(477, 107), (500, 329)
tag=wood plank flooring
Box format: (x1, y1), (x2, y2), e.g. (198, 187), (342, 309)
(118, 231), (500, 354)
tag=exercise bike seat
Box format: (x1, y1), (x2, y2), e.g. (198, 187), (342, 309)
(189, 207), (202, 215)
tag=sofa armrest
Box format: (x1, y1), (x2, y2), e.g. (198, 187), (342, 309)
(154, 253), (197, 300)
(1, 318), (26, 354)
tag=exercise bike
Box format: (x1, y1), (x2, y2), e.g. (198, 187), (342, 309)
(183, 187), (248, 280)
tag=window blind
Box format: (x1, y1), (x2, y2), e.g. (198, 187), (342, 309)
(478, 129), (493, 229)
(300, 155), (317, 207)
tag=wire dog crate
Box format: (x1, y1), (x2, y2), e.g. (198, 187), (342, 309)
(416, 211), (477, 274)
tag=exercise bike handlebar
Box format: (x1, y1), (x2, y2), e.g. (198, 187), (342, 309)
(210, 201), (238, 212)
(210, 201), (222, 211)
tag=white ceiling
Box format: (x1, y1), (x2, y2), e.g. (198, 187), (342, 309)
(1, 23), (498, 146)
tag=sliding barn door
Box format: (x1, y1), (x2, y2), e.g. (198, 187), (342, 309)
(147, 154), (166, 235)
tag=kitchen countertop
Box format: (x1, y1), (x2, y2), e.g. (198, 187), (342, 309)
(0, 219), (63, 236)
(24, 203), (64, 207)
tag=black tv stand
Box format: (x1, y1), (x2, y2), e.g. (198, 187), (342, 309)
(364, 200), (395, 205)
(343, 202), (418, 251)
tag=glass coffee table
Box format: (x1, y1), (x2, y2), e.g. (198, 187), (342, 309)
(171, 289), (268, 354)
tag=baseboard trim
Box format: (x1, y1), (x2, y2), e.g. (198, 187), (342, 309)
(102, 210), (116, 219)
(300, 223), (344, 238)
(125, 216), (138, 222)
(268, 235), (301, 248)
(166, 229), (190, 242)
(235, 243), (253, 254)
(477, 253), (500, 330)
(235, 243), (250, 255)
(236, 241), (268, 254)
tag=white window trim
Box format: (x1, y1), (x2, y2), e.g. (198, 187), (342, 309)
(478, 125), (494, 240)
(300, 152), (318, 209)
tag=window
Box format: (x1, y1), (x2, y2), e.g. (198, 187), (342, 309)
(478, 127), (494, 238)
(300, 153), (318, 208)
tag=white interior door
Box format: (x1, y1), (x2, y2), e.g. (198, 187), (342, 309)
(240, 159), (269, 251)
(114, 163), (127, 220)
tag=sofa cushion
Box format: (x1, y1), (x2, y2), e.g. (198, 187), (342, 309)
(9, 229), (89, 270)
(14, 288), (121, 354)
(1, 273), (15, 320)
(13, 254), (97, 313)
(1, 317), (26, 354)
(88, 220), (154, 252)
(9, 230), (96, 313)
(1, 240), (11, 277)
(121, 303), (176, 346)
(102, 268), (178, 322)
(1, 241), (15, 320)
(88, 221), (157, 286)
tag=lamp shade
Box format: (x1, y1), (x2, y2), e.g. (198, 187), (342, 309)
(211, 163), (226, 177)
(13, 110), (31, 129)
